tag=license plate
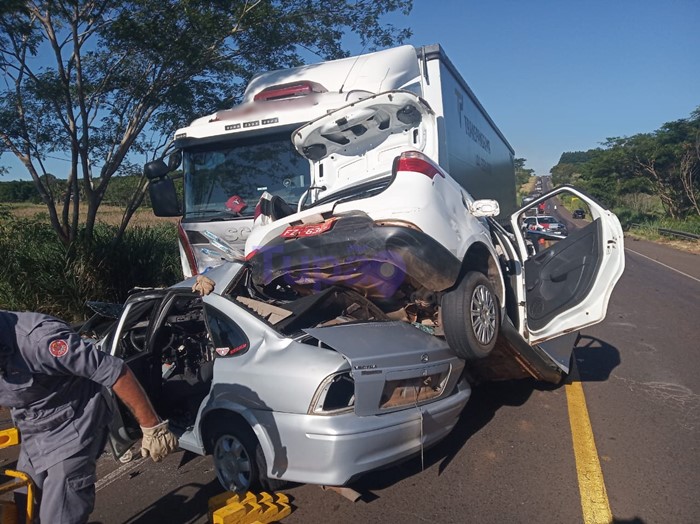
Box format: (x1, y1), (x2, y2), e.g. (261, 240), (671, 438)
(281, 218), (336, 239)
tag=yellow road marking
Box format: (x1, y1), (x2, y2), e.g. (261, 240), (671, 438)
(566, 381), (613, 524)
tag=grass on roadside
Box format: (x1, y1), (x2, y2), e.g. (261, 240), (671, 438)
(625, 218), (700, 255)
(0, 205), (181, 321)
(4, 202), (178, 227)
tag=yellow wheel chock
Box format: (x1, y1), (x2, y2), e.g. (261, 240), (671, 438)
(208, 491), (292, 524)
(0, 429), (19, 449)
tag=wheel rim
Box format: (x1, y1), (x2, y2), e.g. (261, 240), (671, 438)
(213, 434), (252, 492)
(470, 284), (496, 344)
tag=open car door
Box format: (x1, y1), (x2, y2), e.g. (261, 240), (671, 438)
(102, 291), (169, 460)
(508, 185), (625, 362)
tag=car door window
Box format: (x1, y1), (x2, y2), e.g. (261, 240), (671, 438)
(517, 194), (579, 255)
(108, 298), (161, 359)
(205, 305), (250, 358)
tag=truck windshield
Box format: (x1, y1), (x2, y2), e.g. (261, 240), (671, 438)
(182, 133), (309, 219)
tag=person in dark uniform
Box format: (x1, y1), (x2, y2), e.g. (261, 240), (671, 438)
(0, 310), (178, 524)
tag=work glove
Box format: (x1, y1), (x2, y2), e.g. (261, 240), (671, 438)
(192, 275), (215, 296)
(140, 420), (178, 462)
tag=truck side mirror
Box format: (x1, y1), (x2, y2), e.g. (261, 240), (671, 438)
(167, 151), (182, 171)
(144, 159), (170, 180)
(149, 176), (181, 217)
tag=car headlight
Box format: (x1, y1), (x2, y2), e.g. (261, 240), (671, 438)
(308, 372), (355, 415)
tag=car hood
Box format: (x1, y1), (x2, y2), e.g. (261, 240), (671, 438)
(292, 90), (434, 162)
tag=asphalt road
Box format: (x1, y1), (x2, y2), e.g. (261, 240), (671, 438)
(2, 235), (698, 524)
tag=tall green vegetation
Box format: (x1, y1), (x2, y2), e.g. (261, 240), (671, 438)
(515, 158), (535, 187)
(0, 209), (180, 321)
(514, 157), (536, 202)
(551, 108), (700, 225)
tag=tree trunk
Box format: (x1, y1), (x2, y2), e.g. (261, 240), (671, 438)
(114, 176), (150, 246)
(679, 149), (700, 217)
(635, 157), (682, 219)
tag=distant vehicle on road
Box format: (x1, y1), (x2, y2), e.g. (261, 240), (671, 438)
(572, 208), (586, 219)
(522, 215), (568, 236)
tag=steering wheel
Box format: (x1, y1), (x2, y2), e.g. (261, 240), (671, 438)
(127, 327), (149, 353)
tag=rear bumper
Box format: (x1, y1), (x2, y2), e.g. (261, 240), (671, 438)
(255, 377), (471, 486)
(249, 213), (462, 298)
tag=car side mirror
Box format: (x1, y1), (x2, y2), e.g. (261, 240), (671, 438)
(469, 199), (500, 217)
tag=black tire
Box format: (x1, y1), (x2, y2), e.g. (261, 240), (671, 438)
(210, 420), (286, 493)
(441, 271), (500, 360)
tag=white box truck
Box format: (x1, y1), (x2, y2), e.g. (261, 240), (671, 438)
(146, 44), (517, 278)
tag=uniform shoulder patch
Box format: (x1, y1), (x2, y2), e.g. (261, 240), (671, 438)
(49, 339), (69, 358)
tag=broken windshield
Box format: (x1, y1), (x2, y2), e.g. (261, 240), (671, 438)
(183, 132), (310, 219)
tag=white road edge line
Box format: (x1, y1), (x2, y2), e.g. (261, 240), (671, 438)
(625, 247), (700, 284)
(96, 453), (210, 492)
(95, 456), (148, 492)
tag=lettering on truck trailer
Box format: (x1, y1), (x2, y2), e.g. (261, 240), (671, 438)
(454, 89), (491, 153)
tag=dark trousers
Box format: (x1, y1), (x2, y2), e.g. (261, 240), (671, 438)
(15, 427), (108, 524)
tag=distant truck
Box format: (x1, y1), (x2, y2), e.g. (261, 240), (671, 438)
(145, 44), (517, 277)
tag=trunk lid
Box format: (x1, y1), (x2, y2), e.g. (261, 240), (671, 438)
(304, 321), (464, 416)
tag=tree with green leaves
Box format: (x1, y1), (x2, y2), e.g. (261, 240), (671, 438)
(514, 157), (534, 187)
(550, 151), (596, 188)
(0, 0), (412, 245)
(551, 108), (700, 218)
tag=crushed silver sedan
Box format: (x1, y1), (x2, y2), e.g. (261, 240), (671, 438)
(97, 261), (470, 492)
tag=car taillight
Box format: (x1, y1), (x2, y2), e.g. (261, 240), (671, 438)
(394, 151), (445, 179)
(308, 372), (355, 415)
(253, 81), (327, 101)
(177, 220), (199, 276)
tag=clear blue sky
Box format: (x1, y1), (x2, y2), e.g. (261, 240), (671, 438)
(1, 0), (697, 179)
(391, 0), (699, 175)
